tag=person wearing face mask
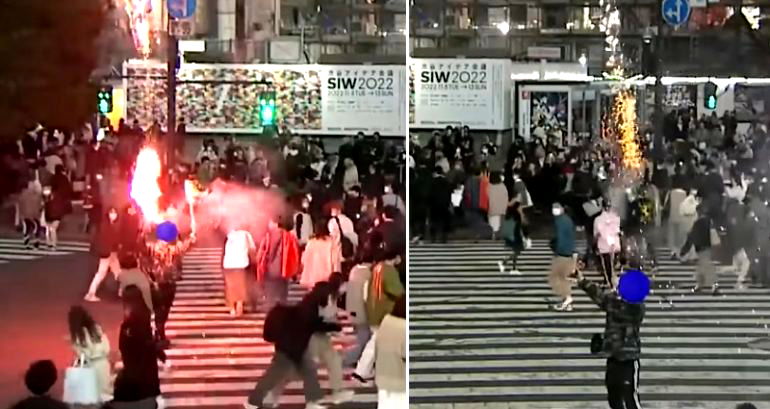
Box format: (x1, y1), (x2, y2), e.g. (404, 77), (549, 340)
(84, 207), (123, 302)
(574, 268), (645, 409)
(594, 199), (621, 287)
(300, 221), (341, 289)
(245, 281), (344, 409)
(677, 188), (699, 262)
(549, 203), (577, 311)
(264, 277), (355, 407)
(256, 217), (301, 312)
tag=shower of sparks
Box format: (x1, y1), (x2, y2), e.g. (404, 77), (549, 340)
(614, 89), (643, 172)
(130, 147), (163, 224)
(124, 0), (154, 59)
(600, 0), (623, 76)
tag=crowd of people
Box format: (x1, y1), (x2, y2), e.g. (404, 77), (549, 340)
(7, 120), (407, 409)
(409, 111), (769, 408)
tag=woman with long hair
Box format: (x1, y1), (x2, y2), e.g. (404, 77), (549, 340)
(117, 286), (163, 405)
(68, 305), (113, 402)
(222, 227), (256, 317)
(498, 202), (528, 275)
(84, 207), (122, 302)
(45, 164), (73, 250)
(300, 219), (341, 289)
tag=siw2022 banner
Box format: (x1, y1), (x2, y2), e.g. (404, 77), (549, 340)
(410, 59), (512, 131)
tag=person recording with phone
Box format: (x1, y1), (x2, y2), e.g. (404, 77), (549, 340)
(574, 267), (645, 409)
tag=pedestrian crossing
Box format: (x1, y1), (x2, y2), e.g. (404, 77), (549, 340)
(409, 239), (770, 409)
(161, 247), (377, 409)
(0, 238), (90, 264)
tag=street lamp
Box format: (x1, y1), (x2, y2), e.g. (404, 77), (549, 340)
(496, 21), (510, 35)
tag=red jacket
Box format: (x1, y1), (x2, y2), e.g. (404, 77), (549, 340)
(256, 229), (300, 281)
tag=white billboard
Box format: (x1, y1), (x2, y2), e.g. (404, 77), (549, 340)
(410, 58), (512, 130)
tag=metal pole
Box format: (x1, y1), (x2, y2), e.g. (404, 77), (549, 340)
(167, 26), (178, 173)
(653, 0), (665, 164)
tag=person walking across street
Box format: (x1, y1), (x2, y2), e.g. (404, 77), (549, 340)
(549, 202), (577, 311)
(594, 200), (622, 287)
(498, 202), (528, 275)
(575, 269), (645, 409)
(680, 204), (720, 295)
(222, 228), (257, 317)
(256, 217), (301, 312)
(85, 207), (122, 302)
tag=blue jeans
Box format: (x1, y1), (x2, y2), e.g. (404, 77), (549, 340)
(343, 324), (372, 368)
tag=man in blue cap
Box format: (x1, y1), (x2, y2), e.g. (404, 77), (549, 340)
(575, 267), (646, 409)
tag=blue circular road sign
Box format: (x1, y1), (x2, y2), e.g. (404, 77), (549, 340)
(168, 0), (196, 19)
(661, 0), (690, 27)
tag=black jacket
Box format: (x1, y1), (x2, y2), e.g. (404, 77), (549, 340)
(579, 278), (644, 361)
(272, 287), (342, 365)
(92, 220), (121, 258)
(681, 216), (712, 255)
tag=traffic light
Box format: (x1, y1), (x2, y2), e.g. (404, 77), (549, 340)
(97, 87), (113, 114)
(258, 91), (276, 126)
(704, 82), (717, 110)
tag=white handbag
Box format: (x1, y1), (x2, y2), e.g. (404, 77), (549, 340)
(62, 354), (100, 405)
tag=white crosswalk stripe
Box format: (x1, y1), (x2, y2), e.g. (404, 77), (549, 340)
(0, 238), (90, 264)
(409, 239), (770, 409)
(161, 247), (376, 409)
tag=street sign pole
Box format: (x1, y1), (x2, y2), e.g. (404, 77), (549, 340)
(654, 0), (665, 164)
(167, 20), (178, 174)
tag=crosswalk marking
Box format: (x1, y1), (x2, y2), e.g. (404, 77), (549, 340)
(409, 239), (770, 408)
(161, 247), (377, 408)
(0, 237), (90, 264)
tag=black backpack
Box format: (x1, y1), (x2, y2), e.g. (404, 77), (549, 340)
(334, 217), (355, 258)
(263, 304), (291, 343)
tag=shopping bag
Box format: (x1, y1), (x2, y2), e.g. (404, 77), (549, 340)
(709, 228), (721, 247)
(62, 355), (100, 405)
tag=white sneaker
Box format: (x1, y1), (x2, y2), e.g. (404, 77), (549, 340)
(305, 401), (327, 409)
(326, 389), (354, 404)
(497, 261), (505, 273)
(84, 294), (100, 302)
(263, 391), (278, 408)
(243, 403), (262, 409)
(509, 269), (522, 275)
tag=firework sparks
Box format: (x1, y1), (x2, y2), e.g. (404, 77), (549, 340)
(124, 0), (154, 59)
(614, 90), (642, 172)
(130, 147), (163, 224)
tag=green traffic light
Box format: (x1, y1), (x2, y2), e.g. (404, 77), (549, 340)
(707, 95), (717, 110)
(98, 99), (110, 114)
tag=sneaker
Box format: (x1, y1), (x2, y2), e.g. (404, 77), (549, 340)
(509, 269), (522, 275)
(497, 261), (505, 273)
(305, 401), (327, 409)
(326, 390), (354, 405)
(84, 294), (101, 302)
(351, 372), (371, 384)
(243, 403), (262, 409)
(230, 309), (237, 317)
(263, 391), (279, 409)
(554, 302), (573, 312)
(736, 282), (747, 290)
(711, 285), (721, 296)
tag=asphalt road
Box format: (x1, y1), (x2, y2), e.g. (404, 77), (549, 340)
(0, 246), (124, 407)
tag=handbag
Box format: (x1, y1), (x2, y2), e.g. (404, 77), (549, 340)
(62, 354), (100, 405)
(590, 333), (604, 354)
(709, 227), (721, 246)
(583, 200), (601, 218)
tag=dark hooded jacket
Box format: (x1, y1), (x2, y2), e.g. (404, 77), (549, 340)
(270, 284), (342, 365)
(578, 278), (645, 361)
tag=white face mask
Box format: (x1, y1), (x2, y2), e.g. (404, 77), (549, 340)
(552, 208), (562, 216)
